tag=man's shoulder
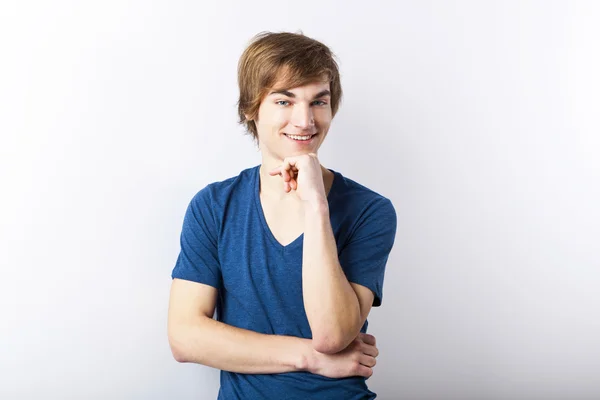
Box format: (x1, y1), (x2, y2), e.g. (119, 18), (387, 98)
(207, 165), (257, 192)
(189, 165), (258, 209)
(330, 170), (397, 239)
(331, 169), (392, 208)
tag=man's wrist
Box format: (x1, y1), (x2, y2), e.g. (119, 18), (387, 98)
(296, 338), (319, 373)
(303, 197), (329, 215)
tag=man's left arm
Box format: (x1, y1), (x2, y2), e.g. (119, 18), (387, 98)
(302, 198), (396, 354)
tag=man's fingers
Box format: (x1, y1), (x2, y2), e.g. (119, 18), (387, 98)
(268, 156), (309, 193)
(282, 160), (292, 182)
(360, 333), (376, 346)
(359, 354), (377, 368)
(269, 167), (290, 192)
(356, 365), (373, 379)
(361, 342), (379, 358)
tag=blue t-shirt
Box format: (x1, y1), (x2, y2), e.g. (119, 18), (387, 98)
(172, 165), (397, 400)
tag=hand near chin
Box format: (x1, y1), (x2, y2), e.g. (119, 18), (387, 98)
(268, 153), (327, 205)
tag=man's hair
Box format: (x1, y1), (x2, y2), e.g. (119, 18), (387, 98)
(237, 31), (343, 142)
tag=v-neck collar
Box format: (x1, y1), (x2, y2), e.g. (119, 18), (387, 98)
(252, 164), (339, 250)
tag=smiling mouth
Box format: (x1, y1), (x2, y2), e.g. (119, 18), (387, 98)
(284, 133), (317, 141)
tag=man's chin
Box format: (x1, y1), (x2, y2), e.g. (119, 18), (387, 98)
(282, 149), (319, 158)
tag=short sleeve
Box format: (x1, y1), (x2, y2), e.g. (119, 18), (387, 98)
(338, 197), (397, 307)
(171, 187), (222, 289)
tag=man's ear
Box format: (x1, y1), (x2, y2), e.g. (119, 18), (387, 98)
(244, 113), (253, 122)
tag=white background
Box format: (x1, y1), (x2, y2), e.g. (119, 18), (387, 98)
(1, 1), (599, 399)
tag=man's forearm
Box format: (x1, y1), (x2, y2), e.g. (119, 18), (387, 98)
(302, 201), (362, 354)
(170, 315), (315, 374)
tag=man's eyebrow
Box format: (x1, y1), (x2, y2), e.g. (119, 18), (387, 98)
(268, 89), (331, 99)
(269, 90), (296, 98)
(313, 90), (331, 99)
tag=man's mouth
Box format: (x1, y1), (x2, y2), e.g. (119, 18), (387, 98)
(284, 133), (317, 141)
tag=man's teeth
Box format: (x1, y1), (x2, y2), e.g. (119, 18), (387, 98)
(286, 134), (314, 141)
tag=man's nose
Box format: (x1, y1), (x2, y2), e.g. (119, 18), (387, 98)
(291, 103), (315, 129)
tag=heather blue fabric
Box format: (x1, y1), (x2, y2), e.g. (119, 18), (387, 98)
(171, 165), (397, 400)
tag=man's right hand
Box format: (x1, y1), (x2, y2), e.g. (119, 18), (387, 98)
(307, 333), (379, 379)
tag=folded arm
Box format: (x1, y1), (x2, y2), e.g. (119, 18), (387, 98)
(302, 201), (376, 354)
(168, 278), (312, 374)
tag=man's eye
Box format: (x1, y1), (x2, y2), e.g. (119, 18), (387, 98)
(276, 100), (290, 106)
(312, 100), (327, 106)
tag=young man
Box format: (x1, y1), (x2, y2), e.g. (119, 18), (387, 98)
(168, 32), (397, 399)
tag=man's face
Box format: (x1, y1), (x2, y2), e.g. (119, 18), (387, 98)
(252, 80), (333, 162)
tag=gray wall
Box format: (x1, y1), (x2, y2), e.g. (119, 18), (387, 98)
(1, 1), (599, 399)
